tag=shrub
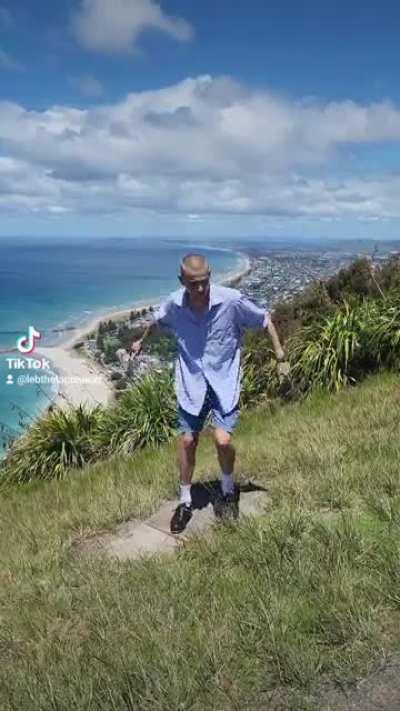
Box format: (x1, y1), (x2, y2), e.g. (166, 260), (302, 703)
(1, 405), (103, 485)
(376, 254), (400, 293)
(241, 331), (281, 405)
(273, 280), (335, 342)
(366, 290), (400, 369)
(288, 301), (367, 393)
(103, 336), (120, 363)
(325, 257), (378, 302)
(95, 369), (177, 455)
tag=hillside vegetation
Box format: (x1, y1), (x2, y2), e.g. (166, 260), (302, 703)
(2, 254), (400, 485)
(1, 371), (400, 710)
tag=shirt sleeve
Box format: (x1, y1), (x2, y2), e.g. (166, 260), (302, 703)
(235, 294), (269, 330)
(152, 300), (175, 332)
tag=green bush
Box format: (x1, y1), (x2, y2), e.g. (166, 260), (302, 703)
(325, 257), (379, 302)
(375, 254), (400, 293)
(1, 405), (103, 485)
(241, 331), (281, 406)
(285, 293), (400, 395)
(103, 336), (120, 363)
(273, 280), (335, 342)
(366, 290), (400, 369)
(95, 369), (177, 455)
(288, 301), (367, 393)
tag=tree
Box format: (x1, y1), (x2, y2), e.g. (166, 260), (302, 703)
(96, 333), (105, 351)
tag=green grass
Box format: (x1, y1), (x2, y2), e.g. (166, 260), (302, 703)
(1, 371), (400, 710)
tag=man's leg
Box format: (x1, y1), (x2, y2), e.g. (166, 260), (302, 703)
(177, 431), (200, 504)
(210, 392), (240, 518)
(170, 402), (208, 533)
(213, 428), (239, 519)
(214, 428), (235, 494)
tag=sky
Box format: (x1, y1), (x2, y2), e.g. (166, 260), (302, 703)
(1, 0), (400, 240)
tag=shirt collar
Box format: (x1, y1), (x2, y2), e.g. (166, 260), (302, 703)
(172, 283), (225, 308)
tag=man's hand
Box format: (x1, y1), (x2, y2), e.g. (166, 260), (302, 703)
(277, 361), (290, 378)
(275, 348), (290, 378)
(129, 321), (154, 356)
(266, 321), (289, 378)
(129, 339), (143, 357)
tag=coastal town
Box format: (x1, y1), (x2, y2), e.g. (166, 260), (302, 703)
(236, 252), (353, 309)
(226, 240), (396, 309)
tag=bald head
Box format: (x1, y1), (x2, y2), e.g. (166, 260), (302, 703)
(178, 253), (211, 306)
(179, 253), (211, 281)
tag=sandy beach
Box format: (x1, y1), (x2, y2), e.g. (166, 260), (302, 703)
(36, 253), (252, 412)
(36, 343), (115, 411)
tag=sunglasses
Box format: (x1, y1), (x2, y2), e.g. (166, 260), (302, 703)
(184, 278), (210, 290)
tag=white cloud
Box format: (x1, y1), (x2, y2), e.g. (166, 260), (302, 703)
(1, 76), (400, 221)
(0, 48), (23, 71)
(72, 0), (193, 54)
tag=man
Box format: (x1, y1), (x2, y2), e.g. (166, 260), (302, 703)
(130, 253), (287, 534)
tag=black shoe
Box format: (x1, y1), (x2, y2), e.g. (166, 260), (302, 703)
(170, 503), (193, 534)
(214, 489), (239, 521)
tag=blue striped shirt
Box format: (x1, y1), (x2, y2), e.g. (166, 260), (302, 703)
(153, 283), (269, 416)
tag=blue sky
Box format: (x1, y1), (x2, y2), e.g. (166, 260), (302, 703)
(1, 0), (400, 239)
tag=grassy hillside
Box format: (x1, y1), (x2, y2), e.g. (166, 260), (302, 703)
(1, 371), (400, 709)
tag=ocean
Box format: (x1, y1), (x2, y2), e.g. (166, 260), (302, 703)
(0, 236), (244, 455)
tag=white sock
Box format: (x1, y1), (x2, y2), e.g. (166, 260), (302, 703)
(220, 473), (234, 495)
(179, 484), (192, 506)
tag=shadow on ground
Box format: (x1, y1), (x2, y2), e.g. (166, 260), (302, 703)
(190, 478), (268, 511)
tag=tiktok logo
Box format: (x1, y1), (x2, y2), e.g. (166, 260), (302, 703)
(17, 326), (42, 355)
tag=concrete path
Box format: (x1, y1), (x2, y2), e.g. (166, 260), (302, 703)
(82, 480), (270, 561)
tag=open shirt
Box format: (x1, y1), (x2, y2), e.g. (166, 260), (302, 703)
(153, 283), (269, 416)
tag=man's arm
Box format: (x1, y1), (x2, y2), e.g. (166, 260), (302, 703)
(129, 320), (157, 355)
(266, 318), (285, 362)
(234, 294), (285, 359)
(266, 317), (290, 377)
(129, 299), (174, 355)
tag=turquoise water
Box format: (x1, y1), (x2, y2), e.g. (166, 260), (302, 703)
(0, 237), (243, 454)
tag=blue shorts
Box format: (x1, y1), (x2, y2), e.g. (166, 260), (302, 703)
(177, 385), (239, 434)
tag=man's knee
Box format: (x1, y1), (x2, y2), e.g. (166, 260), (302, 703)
(213, 428), (232, 448)
(180, 431), (199, 449)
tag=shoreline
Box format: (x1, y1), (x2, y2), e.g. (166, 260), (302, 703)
(50, 251), (251, 351)
(36, 252), (252, 413)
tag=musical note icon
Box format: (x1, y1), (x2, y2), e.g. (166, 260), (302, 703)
(17, 326), (42, 355)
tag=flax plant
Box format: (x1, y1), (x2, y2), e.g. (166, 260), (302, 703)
(1, 404), (102, 484)
(95, 369), (177, 455)
(288, 301), (367, 393)
(366, 289), (400, 368)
